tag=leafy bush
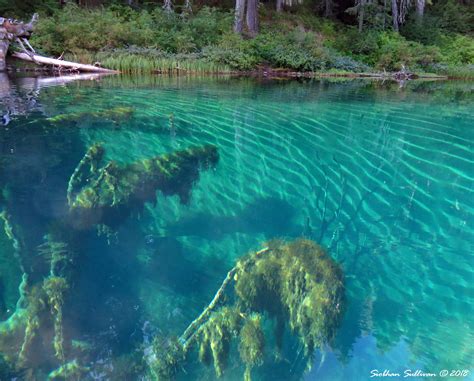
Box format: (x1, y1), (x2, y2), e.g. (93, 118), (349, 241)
(325, 49), (370, 72)
(203, 33), (260, 71)
(253, 30), (329, 71)
(31, 4), (232, 57)
(438, 34), (474, 65)
(431, 0), (474, 34)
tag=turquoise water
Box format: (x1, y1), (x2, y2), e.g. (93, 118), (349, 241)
(0, 76), (473, 380)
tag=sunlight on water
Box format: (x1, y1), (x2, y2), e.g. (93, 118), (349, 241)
(0, 75), (473, 380)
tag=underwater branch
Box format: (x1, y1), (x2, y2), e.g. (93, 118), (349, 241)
(179, 247), (270, 349)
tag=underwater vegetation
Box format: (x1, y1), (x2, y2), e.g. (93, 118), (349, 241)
(47, 106), (135, 125)
(0, 230), (81, 379)
(67, 143), (219, 230)
(149, 238), (345, 381)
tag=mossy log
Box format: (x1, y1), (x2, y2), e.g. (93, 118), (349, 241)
(67, 144), (219, 230)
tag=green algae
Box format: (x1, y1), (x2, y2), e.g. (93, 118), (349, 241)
(239, 314), (265, 381)
(43, 276), (68, 363)
(0, 235), (80, 375)
(67, 143), (219, 229)
(47, 359), (90, 381)
(150, 337), (186, 381)
(150, 238), (345, 380)
(47, 106), (135, 125)
(235, 239), (345, 357)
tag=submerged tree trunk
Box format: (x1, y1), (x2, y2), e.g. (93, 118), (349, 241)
(246, 0), (259, 36)
(392, 0), (399, 31)
(234, 0), (246, 33)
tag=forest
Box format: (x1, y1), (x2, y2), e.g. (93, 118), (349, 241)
(0, 0), (472, 76)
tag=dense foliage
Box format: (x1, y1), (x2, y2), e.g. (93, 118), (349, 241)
(1, 0), (473, 75)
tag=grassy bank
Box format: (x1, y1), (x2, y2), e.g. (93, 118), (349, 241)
(24, 4), (474, 78)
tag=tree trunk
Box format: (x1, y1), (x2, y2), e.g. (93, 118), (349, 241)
(383, 0), (387, 29)
(415, 0), (425, 22)
(163, 0), (173, 13)
(391, 0), (399, 31)
(324, 0), (333, 17)
(234, 0), (246, 34)
(246, 0), (259, 36)
(0, 39), (8, 72)
(358, 0), (366, 32)
(276, 0), (283, 12)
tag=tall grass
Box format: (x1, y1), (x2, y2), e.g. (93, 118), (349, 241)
(65, 51), (232, 75)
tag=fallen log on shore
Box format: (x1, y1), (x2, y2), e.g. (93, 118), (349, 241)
(1, 14), (117, 73)
(12, 52), (118, 73)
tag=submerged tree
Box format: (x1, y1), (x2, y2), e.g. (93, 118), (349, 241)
(67, 143), (219, 230)
(149, 238), (345, 381)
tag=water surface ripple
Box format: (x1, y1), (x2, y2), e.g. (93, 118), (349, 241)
(0, 77), (473, 381)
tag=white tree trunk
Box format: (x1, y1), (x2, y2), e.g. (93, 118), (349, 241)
(276, 0), (283, 12)
(246, 0), (259, 36)
(416, 0), (425, 21)
(234, 0), (246, 33)
(392, 0), (399, 31)
(163, 0), (173, 13)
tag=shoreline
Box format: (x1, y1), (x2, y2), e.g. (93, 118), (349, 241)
(4, 61), (470, 81)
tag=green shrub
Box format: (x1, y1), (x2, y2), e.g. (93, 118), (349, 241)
(203, 33), (260, 71)
(431, 0), (474, 34)
(254, 30), (329, 71)
(439, 34), (474, 65)
(368, 32), (442, 70)
(31, 4), (232, 57)
(325, 49), (370, 72)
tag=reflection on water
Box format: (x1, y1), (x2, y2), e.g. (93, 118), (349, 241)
(0, 74), (473, 381)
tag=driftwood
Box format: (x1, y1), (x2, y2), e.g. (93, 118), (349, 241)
(0, 14), (117, 73)
(12, 52), (118, 73)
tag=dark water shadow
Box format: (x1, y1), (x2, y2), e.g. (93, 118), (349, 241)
(165, 196), (297, 240)
(139, 235), (229, 297)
